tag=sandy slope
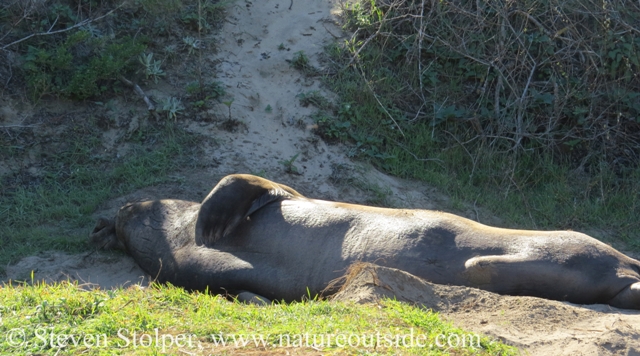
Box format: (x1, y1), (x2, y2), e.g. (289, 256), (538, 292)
(4, 1), (640, 354)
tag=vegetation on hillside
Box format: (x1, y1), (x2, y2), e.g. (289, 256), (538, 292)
(314, 0), (640, 244)
(1, 0), (225, 100)
(0, 0), (226, 269)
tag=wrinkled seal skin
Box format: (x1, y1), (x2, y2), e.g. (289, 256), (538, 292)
(90, 174), (640, 309)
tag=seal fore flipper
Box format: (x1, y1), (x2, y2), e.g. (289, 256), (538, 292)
(245, 187), (294, 217)
(195, 174), (303, 247)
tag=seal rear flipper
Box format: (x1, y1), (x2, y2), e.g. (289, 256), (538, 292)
(609, 282), (640, 309)
(195, 174), (303, 247)
(461, 254), (588, 302)
(235, 291), (271, 305)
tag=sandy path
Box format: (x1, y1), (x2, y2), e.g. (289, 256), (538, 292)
(177, 0), (458, 212)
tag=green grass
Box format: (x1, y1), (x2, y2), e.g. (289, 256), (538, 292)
(0, 282), (516, 355)
(3, 0), (226, 101)
(0, 121), (202, 272)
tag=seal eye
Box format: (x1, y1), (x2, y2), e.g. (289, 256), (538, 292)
(93, 217), (110, 232)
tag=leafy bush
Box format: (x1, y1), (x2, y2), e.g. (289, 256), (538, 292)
(23, 33), (145, 99)
(340, 0), (640, 173)
(323, 0), (640, 243)
(1, 0), (225, 101)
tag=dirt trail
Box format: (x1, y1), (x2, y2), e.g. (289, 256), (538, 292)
(4, 1), (640, 354)
(183, 0), (446, 207)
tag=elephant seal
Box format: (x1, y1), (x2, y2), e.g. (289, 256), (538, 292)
(90, 174), (640, 309)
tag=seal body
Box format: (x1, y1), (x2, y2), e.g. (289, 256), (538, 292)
(91, 174), (640, 309)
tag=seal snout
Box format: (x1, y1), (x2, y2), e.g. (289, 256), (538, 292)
(89, 217), (122, 250)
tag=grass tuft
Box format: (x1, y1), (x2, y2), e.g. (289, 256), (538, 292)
(0, 122), (202, 272)
(0, 282), (517, 355)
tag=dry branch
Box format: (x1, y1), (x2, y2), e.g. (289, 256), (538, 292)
(1, 6), (121, 50)
(343, 0), (640, 169)
(118, 76), (160, 120)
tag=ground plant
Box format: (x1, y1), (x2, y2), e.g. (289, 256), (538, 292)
(320, 0), (640, 245)
(0, 281), (516, 354)
(1, 0), (225, 100)
(0, 0), (226, 269)
(0, 120), (202, 271)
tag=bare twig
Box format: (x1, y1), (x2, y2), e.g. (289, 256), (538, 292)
(0, 124), (40, 129)
(322, 23), (341, 39)
(1, 6), (121, 50)
(415, 0), (427, 123)
(347, 29), (381, 67)
(494, 73), (502, 120)
(515, 61), (537, 148)
(355, 64), (406, 137)
(118, 76), (160, 120)
(444, 130), (478, 179)
(473, 197), (480, 222)
(511, 10), (552, 38)
(392, 139), (444, 164)
(1, 54), (13, 91)
(509, 174), (537, 228)
(47, 16), (60, 33)
(0, 1), (29, 44)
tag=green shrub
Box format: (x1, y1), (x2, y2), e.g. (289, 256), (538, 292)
(23, 33), (146, 100)
(322, 0), (640, 244)
(2, 0), (225, 101)
(339, 0), (640, 170)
